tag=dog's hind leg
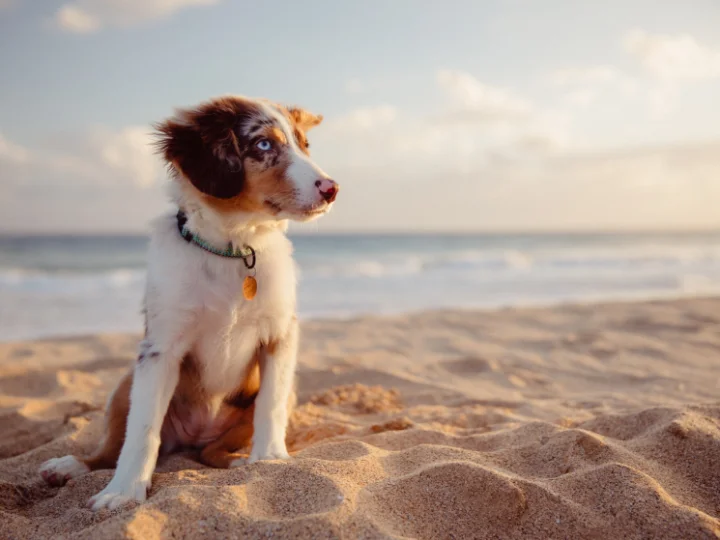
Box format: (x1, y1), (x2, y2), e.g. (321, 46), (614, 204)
(199, 410), (255, 469)
(40, 370), (132, 486)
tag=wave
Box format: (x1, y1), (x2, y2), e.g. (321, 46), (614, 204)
(2, 244), (720, 341)
(3, 244), (720, 286)
(301, 245), (720, 279)
(0, 268), (145, 294)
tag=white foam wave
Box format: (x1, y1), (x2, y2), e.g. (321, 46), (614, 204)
(0, 268), (145, 294)
(2, 238), (720, 341)
(301, 245), (720, 279)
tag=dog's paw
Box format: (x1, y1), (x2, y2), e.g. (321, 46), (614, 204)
(39, 456), (90, 486)
(248, 448), (291, 464)
(87, 479), (148, 511)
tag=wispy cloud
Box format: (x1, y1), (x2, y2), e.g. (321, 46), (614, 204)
(56, 5), (101, 33)
(314, 70), (568, 180)
(485, 140), (720, 229)
(0, 133), (30, 164)
(316, 60), (719, 229)
(94, 126), (160, 188)
(325, 138), (720, 232)
(1, 126), (162, 189)
(55, 0), (221, 33)
(624, 29), (720, 80)
(547, 65), (639, 108)
(0, 126), (167, 232)
(436, 69), (532, 125)
(548, 29), (720, 116)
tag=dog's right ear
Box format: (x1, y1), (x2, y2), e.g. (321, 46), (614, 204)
(154, 99), (248, 199)
(288, 107), (323, 132)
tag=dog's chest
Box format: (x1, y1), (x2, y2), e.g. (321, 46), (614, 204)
(191, 254), (295, 393)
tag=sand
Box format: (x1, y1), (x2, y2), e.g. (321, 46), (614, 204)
(0, 297), (719, 539)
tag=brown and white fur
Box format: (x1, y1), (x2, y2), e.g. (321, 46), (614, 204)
(38, 95), (338, 511)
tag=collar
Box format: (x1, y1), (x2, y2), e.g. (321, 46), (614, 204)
(176, 210), (256, 269)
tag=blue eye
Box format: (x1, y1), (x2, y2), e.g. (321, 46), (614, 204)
(256, 139), (272, 151)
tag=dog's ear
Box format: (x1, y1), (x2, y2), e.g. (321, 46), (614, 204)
(155, 99), (248, 199)
(288, 107), (323, 132)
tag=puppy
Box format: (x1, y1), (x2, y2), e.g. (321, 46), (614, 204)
(39, 95), (338, 510)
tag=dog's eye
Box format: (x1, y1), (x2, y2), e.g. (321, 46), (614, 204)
(256, 139), (272, 151)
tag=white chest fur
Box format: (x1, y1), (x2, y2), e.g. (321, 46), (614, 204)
(145, 215), (297, 395)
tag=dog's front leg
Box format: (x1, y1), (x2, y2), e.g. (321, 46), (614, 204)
(248, 319), (298, 463)
(88, 337), (185, 511)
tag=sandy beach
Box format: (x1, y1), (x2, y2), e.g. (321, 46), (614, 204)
(0, 297), (719, 539)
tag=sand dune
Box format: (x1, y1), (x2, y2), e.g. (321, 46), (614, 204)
(1, 298), (719, 539)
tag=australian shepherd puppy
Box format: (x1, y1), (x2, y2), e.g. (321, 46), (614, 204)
(39, 95), (338, 511)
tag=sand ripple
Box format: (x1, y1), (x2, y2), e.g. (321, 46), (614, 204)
(1, 299), (719, 539)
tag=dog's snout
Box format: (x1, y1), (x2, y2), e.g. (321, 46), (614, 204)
(315, 178), (339, 203)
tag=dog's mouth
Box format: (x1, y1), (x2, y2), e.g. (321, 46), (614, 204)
(264, 200), (330, 219)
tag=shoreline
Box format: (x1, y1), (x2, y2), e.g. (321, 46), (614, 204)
(3, 293), (720, 344)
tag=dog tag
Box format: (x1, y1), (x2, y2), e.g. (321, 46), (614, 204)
(243, 276), (257, 300)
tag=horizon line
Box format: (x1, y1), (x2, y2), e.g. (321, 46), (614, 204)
(2, 227), (720, 238)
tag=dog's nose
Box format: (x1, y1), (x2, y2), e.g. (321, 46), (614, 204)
(315, 178), (339, 203)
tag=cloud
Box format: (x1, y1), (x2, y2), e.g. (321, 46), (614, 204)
(0, 133), (30, 164)
(487, 140), (720, 229)
(313, 65), (718, 231)
(548, 30), (720, 116)
(0, 126), (162, 189)
(95, 127), (159, 188)
(624, 29), (720, 80)
(436, 69), (532, 125)
(0, 0), (16, 11)
(55, 0), (220, 33)
(547, 65), (640, 108)
(0, 127), (168, 232)
(318, 139), (720, 232)
(435, 69), (568, 154)
(56, 6), (101, 33)
(313, 72), (568, 183)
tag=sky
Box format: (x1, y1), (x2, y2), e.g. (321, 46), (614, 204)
(1, 0), (720, 233)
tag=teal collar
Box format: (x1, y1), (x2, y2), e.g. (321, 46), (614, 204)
(176, 210), (256, 268)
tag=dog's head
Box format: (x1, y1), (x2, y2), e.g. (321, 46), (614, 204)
(155, 95), (337, 222)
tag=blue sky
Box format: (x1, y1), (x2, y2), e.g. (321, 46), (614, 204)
(1, 0), (720, 232)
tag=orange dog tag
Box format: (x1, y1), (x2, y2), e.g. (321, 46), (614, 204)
(243, 276), (257, 300)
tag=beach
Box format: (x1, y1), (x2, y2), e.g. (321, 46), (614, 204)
(0, 297), (719, 539)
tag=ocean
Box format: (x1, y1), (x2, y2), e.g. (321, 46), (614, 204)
(1, 231), (720, 341)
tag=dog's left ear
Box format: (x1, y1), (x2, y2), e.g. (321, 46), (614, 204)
(154, 98), (248, 199)
(288, 107), (323, 132)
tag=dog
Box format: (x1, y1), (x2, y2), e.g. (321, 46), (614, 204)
(38, 95), (338, 511)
